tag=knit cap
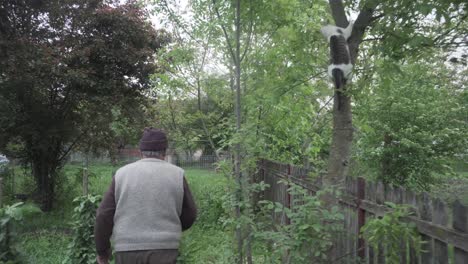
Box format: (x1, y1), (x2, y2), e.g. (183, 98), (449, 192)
(139, 128), (168, 151)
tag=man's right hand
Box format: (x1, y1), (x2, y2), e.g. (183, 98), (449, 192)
(97, 255), (109, 264)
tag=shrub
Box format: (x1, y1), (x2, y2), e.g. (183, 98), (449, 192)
(253, 182), (344, 263)
(0, 164), (14, 204)
(0, 202), (41, 263)
(63, 195), (101, 264)
(361, 202), (424, 264)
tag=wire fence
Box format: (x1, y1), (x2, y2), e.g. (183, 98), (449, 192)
(0, 151), (224, 235)
(0, 151), (222, 210)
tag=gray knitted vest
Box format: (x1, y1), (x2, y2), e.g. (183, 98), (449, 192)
(112, 158), (184, 251)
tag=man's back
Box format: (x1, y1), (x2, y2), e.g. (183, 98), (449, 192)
(113, 158), (184, 252)
(95, 128), (197, 264)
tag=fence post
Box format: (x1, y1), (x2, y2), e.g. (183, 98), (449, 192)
(83, 168), (88, 196)
(286, 164), (291, 225)
(0, 177), (3, 207)
(83, 155), (89, 196)
(418, 192), (434, 263)
(433, 198), (448, 263)
(453, 200), (468, 264)
(404, 188), (419, 263)
(357, 177), (366, 259)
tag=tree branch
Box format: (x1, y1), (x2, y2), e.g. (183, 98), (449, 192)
(348, 3), (377, 63)
(328, 0), (348, 28)
(212, 0), (237, 65)
(240, 0), (254, 63)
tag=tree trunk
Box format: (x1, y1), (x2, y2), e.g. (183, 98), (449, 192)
(381, 133), (392, 181)
(234, 0), (244, 260)
(324, 1), (375, 261)
(325, 93), (353, 186)
(32, 154), (56, 211)
(29, 140), (63, 212)
(326, 0), (375, 185)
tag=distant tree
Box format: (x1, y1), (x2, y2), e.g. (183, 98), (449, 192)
(0, 0), (168, 211)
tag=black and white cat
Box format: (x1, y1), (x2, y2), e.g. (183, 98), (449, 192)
(320, 22), (353, 92)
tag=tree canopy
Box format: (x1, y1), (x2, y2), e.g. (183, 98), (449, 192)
(0, 0), (168, 210)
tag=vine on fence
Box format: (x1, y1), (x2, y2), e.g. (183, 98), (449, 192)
(63, 195), (102, 264)
(361, 202), (424, 264)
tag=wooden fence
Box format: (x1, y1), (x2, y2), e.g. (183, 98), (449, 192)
(258, 159), (468, 264)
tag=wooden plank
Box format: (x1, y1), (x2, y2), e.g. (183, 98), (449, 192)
(393, 187), (407, 264)
(365, 181), (375, 264)
(0, 177), (3, 208)
(433, 198), (448, 264)
(418, 192), (433, 264)
(349, 178), (357, 263)
(377, 243), (385, 264)
(345, 178), (353, 264)
(376, 181), (385, 205)
(357, 177), (366, 260)
(453, 200), (468, 264)
(367, 213), (375, 264)
(404, 188), (420, 264)
(384, 183), (394, 203)
(82, 167), (89, 196)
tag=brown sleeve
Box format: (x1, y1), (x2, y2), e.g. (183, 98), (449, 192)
(180, 177), (197, 231)
(94, 176), (116, 257)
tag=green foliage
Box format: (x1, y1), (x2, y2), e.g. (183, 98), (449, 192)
(152, 0), (332, 166)
(176, 169), (234, 263)
(361, 202), (424, 264)
(178, 226), (234, 264)
(0, 0), (167, 210)
(64, 195), (102, 264)
(194, 181), (227, 228)
(20, 231), (71, 264)
(355, 59), (467, 190)
(219, 179), (343, 263)
(0, 164), (14, 204)
(255, 182), (343, 263)
(0, 202), (41, 263)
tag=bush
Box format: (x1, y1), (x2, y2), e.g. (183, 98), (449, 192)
(0, 164), (14, 204)
(63, 195), (102, 264)
(361, 202), (423, 264)
(253, 182), (344, 263)
(0, 202), (41, 263)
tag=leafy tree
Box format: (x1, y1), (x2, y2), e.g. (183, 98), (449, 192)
(354, 59), (467, 190)
(0, 202), (41, 263)
(322, 0), (467, 185)
(0, 0), (168, 210)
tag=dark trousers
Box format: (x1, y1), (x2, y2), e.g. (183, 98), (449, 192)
(115, 249), (179, 264)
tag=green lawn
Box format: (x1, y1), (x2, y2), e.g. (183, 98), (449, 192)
(15, 164), (233, 264)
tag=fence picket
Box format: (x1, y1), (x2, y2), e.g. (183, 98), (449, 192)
(0, 177), (3, 208)
(418, 192), (434, 264)
(433, 198), (448, 264)
(376, 181), (386, 263)
(404, 188), (420, 264)
(365, 181), (376, 264)
(453, 200), (468, 264)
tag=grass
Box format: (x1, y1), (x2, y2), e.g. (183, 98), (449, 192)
(12, 164), (232, 264)
(20, 231), (71, 263)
